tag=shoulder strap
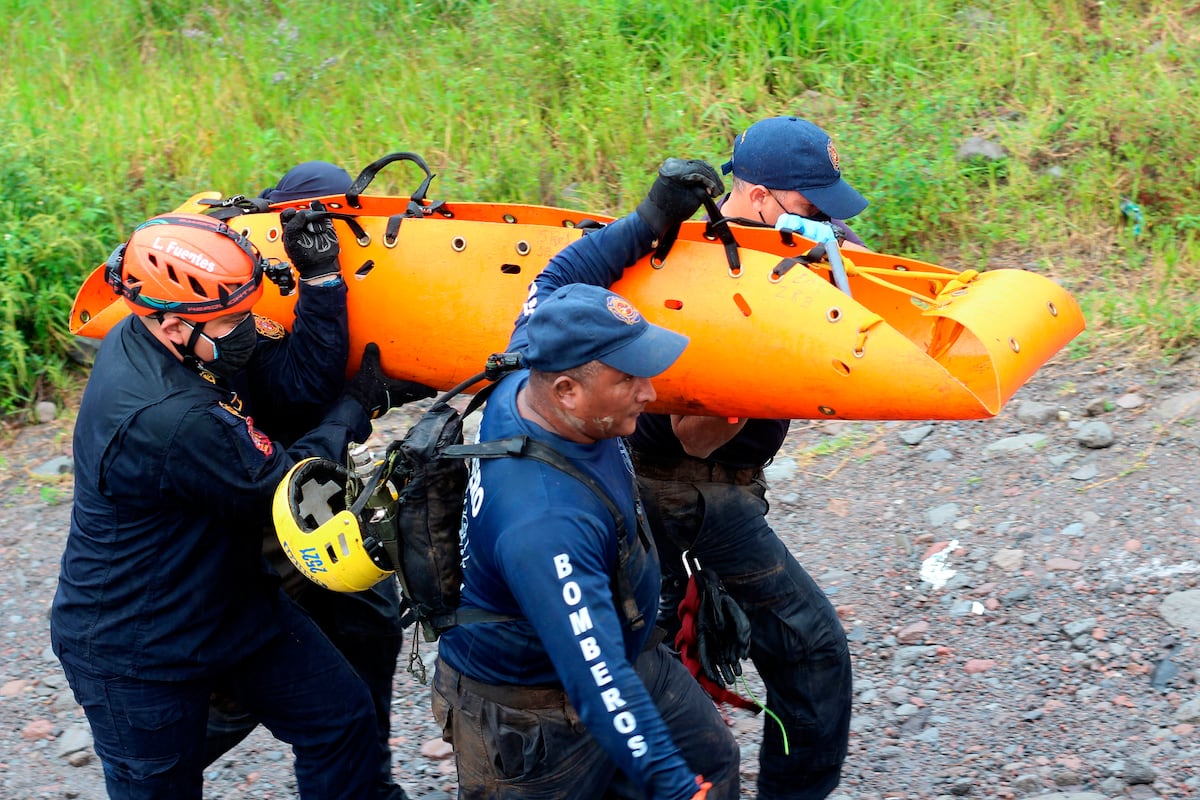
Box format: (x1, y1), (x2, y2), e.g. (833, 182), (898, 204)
(446, 435), (645, 631)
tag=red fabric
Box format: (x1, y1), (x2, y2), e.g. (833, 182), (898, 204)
(675, 575), (758, 712)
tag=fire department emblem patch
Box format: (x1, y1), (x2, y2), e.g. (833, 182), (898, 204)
(245, 416), (273, 456)
(827, 139), (841, 173)
(254, 315), (285, 340)
(606, 295), (641, 325)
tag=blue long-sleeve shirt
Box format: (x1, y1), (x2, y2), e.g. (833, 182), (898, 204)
(51, 281), (371, 680)
(438, 213), (702, 800)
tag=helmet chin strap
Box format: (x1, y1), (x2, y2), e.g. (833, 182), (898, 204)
(175, 319), (213, 370)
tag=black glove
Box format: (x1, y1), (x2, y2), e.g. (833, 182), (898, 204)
(345, 342), (437, 419)
(694, 567), (751, 686)
(282, 202), (341, 281)
(636, 158), (725, 238)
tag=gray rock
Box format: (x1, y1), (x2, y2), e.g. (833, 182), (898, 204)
(1098, 777), (1127, 795)
(1122, 758), (1156, 785)
(1084, 396), (1111, 416)
(1048, 451), (1079, 466)
(1003, 585), (1033, 603)
(764, 456), (798, 482)
(899, 424), (934, 445)
(1060, 522), (1086, 538)
(1070, 463), (1099, 480)
(1011, 774), (1043, 792)
(1016, 399), (1060, 425)
(34, 401), (57, 424)
(1116, 392), (1144, 409)
(892, 646), (939, 670)
(30, 456), (73, 477)
(1160, 590), (1200, 634)
(1175, 697), (1200, 724)
(1063, 618), (1099, 637)
(925, 448), (954, 462)
(913, 727), (940, 743)
(985, 433), (1046, 454)
(927, 502), (960, 527)
(55, 725), (92, 757)
(1074, 421), (1115, 448)
(991, 548), (1024, 572)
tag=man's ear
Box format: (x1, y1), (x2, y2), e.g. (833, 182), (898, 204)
(156, 315), (190, 347)
(747, 183), (772, 210)
(551, 374), (582, 411)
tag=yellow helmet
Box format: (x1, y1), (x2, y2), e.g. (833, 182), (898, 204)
(272, 457), (395, 593)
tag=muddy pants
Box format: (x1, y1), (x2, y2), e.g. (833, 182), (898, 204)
(432, 643), (740, 799)
(634, 454), (853, 800)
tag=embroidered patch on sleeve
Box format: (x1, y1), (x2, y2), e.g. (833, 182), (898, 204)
(254, 315), (286, 340)
(245, 415), (274, 456)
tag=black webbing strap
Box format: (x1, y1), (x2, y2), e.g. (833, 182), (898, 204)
(445, 436), (647, 632)
(199, 195), (273, 220)
(650, 194), (743, 277)
(345, 151), (435, 212)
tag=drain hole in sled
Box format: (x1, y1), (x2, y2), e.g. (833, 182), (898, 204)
(266, 228), (280, 243)
(355, 260), (375, 279)
(500, 264), (522, 275)
(503, 214), (517, 224)
(451, 236), (467, 252)
(664, 299), (683, 311)
(1047, 302), (1058, 317)
(732, 293), (752, 317)
(826, 307), (843, 323)
(1009, 337), (1020, 353)
(818, 405), (837, 417)
(515, 240), (531, 256)
(832, 360), (851, 376)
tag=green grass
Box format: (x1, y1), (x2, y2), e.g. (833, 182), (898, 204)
(2, 0), (1199, 414)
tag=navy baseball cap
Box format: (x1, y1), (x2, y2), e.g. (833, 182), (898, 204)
(525, 284), (688, 377)
(260, 161), (352, 203)
(722, 117), (868, 220)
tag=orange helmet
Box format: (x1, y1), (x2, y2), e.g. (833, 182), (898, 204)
(105, 213), (266, 322)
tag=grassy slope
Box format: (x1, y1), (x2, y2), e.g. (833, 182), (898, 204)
(1, 0), (1198, 413)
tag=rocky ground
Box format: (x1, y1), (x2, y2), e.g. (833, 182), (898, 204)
(2, 346), (1199, 800)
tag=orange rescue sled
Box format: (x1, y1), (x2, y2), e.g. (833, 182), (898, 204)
(70, 159), (1084, 421)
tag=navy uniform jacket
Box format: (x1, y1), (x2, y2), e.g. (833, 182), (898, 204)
(438, 214), (702, 800)
(51, 282), (371, 680)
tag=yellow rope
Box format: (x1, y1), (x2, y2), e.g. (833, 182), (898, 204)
(807, 258), (981, 306)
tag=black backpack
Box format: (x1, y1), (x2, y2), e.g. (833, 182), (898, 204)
(356, 353), (648, 682)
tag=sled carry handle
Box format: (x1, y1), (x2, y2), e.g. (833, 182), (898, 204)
(649, 193), (743, 278)
(346, 151), (436, 214)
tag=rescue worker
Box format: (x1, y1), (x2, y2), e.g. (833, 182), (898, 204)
(50, 210), (423, 799)
(627, 117), (865, 799)
(432, 158), (739, 800)
(202, 161), (422, 800)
